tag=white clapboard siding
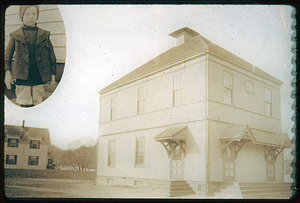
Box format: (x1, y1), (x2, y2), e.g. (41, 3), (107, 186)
(4, 5), (66, 63)
(54, 48), (66, 63)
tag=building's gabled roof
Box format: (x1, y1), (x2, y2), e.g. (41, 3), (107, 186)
(100, 34), (209, 94)
(4, 125), (51, 145)
(100, 27), (283, 94)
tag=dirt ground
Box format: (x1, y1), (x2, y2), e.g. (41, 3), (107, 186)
(4, 177), (159, 199)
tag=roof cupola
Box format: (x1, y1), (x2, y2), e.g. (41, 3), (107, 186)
(169, 27), (200, 46)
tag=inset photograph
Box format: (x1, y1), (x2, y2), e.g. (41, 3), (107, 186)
(4, 5), (66, 107)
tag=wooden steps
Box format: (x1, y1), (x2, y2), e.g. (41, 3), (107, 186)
(213, 182), (293, 199)
(170, 181), (196, 197)
(146, 180), (196, 197)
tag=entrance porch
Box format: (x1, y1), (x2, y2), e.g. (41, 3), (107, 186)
(219, 125), (292, 183)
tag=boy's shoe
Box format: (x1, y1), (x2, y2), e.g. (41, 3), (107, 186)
(21, 104), (34, 107)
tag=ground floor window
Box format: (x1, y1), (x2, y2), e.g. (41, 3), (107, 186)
(108, 140), (116, 167)
(6, 155), (17, 165)
(28, 156), (39, 165)
(135, 137), (145, 167)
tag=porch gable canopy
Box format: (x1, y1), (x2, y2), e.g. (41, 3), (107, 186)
(220, 125), (293, 149)
(154, 125), (187, 142)
(154, 125), (187, 157)
(219, 125), (293, 161)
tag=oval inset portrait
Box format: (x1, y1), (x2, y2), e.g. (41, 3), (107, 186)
(4, 5), (66, 107)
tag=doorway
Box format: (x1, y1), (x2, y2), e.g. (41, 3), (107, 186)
(223, 144), (236, 181)
(171, 143), (184, 179)
(266, 151), (275, 181)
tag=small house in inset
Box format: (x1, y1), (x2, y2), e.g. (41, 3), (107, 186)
(4, 121), (51, 170)
(96, 27), (292, 197)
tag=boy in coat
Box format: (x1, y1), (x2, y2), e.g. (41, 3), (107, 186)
(5, 5), (56, 107)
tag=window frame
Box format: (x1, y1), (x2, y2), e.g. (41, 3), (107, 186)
(223, 71), (233, 105)
(7, 138), (19, 148)
(135, 137), (145, 167)
(28, 156), (39, 166)
(108, 140), (116, 167)
(6, 155), (17, 165)
(29, 140), (40, 149)
(264, 88), (272, 117)
(173, 73), (184, 106)
(110, 95), (117, 121)
(137, 86), (147, 114)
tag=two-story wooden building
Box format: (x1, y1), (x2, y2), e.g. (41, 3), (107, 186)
(4, 122), (51, 170)
(96, 27), (292, 197)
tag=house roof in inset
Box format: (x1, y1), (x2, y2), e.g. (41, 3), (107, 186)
(100, 27), (283, 94)
(4, 125), (51, 145)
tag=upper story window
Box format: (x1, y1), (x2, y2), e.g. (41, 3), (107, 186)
(265, 88), (272, 116)
(30, 140), (40, 149)
(6, 155), (17, 165)
(138, 86), (146, 114)
(108, 140), (116, 167)
(135, 137), (145, 167)
(223, 71), (233, 105)
(246, 80), (254, 93)
(7, 138), (19, 148)
(28, 156), (39, 165)
(173, 73), (184, 106)
(111, 95), (117, 120)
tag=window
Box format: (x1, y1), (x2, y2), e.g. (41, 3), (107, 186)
(265, 88), (272, 116)
(135, 137), (145, 167)
(108, 140), (116, 167)
(28, 156), (39, 165)
(7, 138), (19, 148)
(246, 80), (254, 93)
(30, 140), (40, 149)
(173, 73), (184, 106)
(223, 71), (233, 105)
(111, 95), (117, 120)
(138, 86), (146, 114)
(6, 155), (17, 165)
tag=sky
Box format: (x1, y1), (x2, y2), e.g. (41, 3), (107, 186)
(4, 5), (295, 150)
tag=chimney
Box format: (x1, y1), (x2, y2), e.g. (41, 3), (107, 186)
(169, 27), (200, 46)
(22, 120), (25, 127)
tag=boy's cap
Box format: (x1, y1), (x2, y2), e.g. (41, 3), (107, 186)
(19, 5), (39, 22)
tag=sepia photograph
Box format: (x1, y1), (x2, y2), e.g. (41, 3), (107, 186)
(4, 5), (296, 199)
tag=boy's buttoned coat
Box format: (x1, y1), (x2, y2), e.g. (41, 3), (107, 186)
(5, 27), (56, 83)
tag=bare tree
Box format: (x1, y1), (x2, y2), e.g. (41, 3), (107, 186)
(61, 145), (97, 171)
(47, 145), (63, 169)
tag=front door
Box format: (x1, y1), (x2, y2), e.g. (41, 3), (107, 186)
(223, 144), (236, 181)
(171, 144), (184, 179)
(266, 151), (275, 181)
